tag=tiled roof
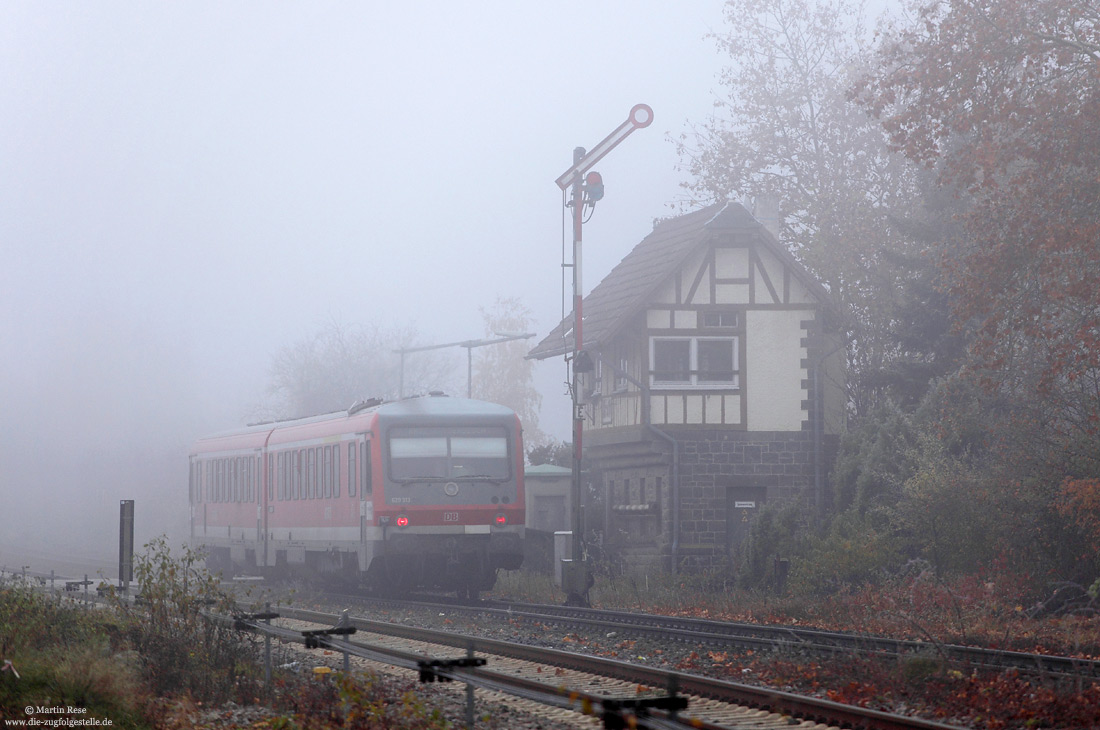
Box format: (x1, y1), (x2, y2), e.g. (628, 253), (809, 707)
(529, 201), (827, 360)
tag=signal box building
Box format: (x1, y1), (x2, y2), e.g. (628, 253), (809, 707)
(528, 202), (845, 573)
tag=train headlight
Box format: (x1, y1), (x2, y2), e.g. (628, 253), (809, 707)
(494, 513), (507, 526)
(396, 515), (410, 527)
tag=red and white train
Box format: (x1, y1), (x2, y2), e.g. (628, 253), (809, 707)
(189, 393), (525, 596)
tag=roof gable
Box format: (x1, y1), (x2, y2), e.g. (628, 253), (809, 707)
(528, 201), (830, 360)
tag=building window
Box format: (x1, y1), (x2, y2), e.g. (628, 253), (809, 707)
(650, 336), (739, 389)
(614, 356), (629, 392)
(702, 311), (738, 328)
(652, 339), (691, 383)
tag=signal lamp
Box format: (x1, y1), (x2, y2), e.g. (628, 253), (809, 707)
(584, 171), (604, 202)
(396, 515), (410, 527)
(494, 513), (507, 526)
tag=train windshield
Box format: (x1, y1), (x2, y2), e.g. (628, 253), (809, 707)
(388, 429), (510, 481)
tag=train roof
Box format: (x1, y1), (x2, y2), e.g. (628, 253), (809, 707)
(190, 393), (518, 454)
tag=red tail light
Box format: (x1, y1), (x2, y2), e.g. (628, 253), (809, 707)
(494, 513), (507, 526)
(396, 515), (409, 527)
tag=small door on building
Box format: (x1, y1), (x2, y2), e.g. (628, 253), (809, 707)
(533, 495), (567, 533)
(726, 486), (767, 556)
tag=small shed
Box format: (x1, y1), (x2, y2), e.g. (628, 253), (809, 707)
(524, 463), (572, 533)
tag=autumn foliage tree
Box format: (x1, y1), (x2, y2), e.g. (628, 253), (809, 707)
(859, 0), (1100, 562)
(677, 0), (953, 416)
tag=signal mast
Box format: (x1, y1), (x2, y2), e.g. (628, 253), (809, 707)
(555, 104), (653, 606)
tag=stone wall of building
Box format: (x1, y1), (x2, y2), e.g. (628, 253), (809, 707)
(590, 428), (838, 574)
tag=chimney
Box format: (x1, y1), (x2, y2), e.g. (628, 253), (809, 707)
(751, 195), (782, 240)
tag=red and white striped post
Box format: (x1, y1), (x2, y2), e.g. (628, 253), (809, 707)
(555, 105), (652, 606)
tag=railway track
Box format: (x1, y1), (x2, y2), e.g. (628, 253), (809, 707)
(310, 592), (1100, 682)
(243, 606), (969, 730)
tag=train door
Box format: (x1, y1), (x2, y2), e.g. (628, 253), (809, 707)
(359, 438), (373, 542)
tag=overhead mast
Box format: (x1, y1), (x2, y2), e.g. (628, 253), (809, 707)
(555, 104), (652, 606)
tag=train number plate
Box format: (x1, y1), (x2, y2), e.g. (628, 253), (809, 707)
(443, 512), (459, 522)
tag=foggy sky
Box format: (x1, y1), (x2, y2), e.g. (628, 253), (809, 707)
(0, 2), (724, 568)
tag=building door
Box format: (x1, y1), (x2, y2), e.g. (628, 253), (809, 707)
(726, 486), (767, 556)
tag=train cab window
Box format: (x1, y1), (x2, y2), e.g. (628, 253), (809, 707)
(348, 445), (357, 497)
(390, 437), (448, 479)
(450, 437), (509, 478)
(388, 432), (510, 481)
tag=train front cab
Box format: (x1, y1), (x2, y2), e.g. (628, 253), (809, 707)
(364, 400), (525, 597)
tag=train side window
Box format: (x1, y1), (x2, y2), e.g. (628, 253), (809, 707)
(206, 461), (212, 501)
(282, 452), (288, 500)
(348, 444), (356, 498)
(312, 448), (321, 499)
(361, 441), (372, 495)
(283, 452), (290, 500)
(287, 451), (293, 500)
(267, 454), (273, 501)
(306, 448), (314, 499)
(333, 444), (340, 498)
(292, 450), (300, 499)
(303, 449), (309, 499)
(277, 452), (285, 501)
(323, 445), (332, 498)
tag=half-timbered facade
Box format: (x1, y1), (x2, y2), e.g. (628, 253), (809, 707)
(529, 202), (845, 573)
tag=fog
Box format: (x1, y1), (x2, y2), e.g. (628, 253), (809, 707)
(0, 2), (723, 571)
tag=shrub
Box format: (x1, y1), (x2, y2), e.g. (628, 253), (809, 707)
(0, 581), (148, 725)
(789, 508), (902, 594)
(113, 537), (262, 704)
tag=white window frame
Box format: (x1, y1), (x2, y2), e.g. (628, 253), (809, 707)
(649, 336), (739, 390)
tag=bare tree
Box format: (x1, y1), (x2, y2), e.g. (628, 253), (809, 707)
(471, 296), (547, 448)
(262, 319), (458, 419)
